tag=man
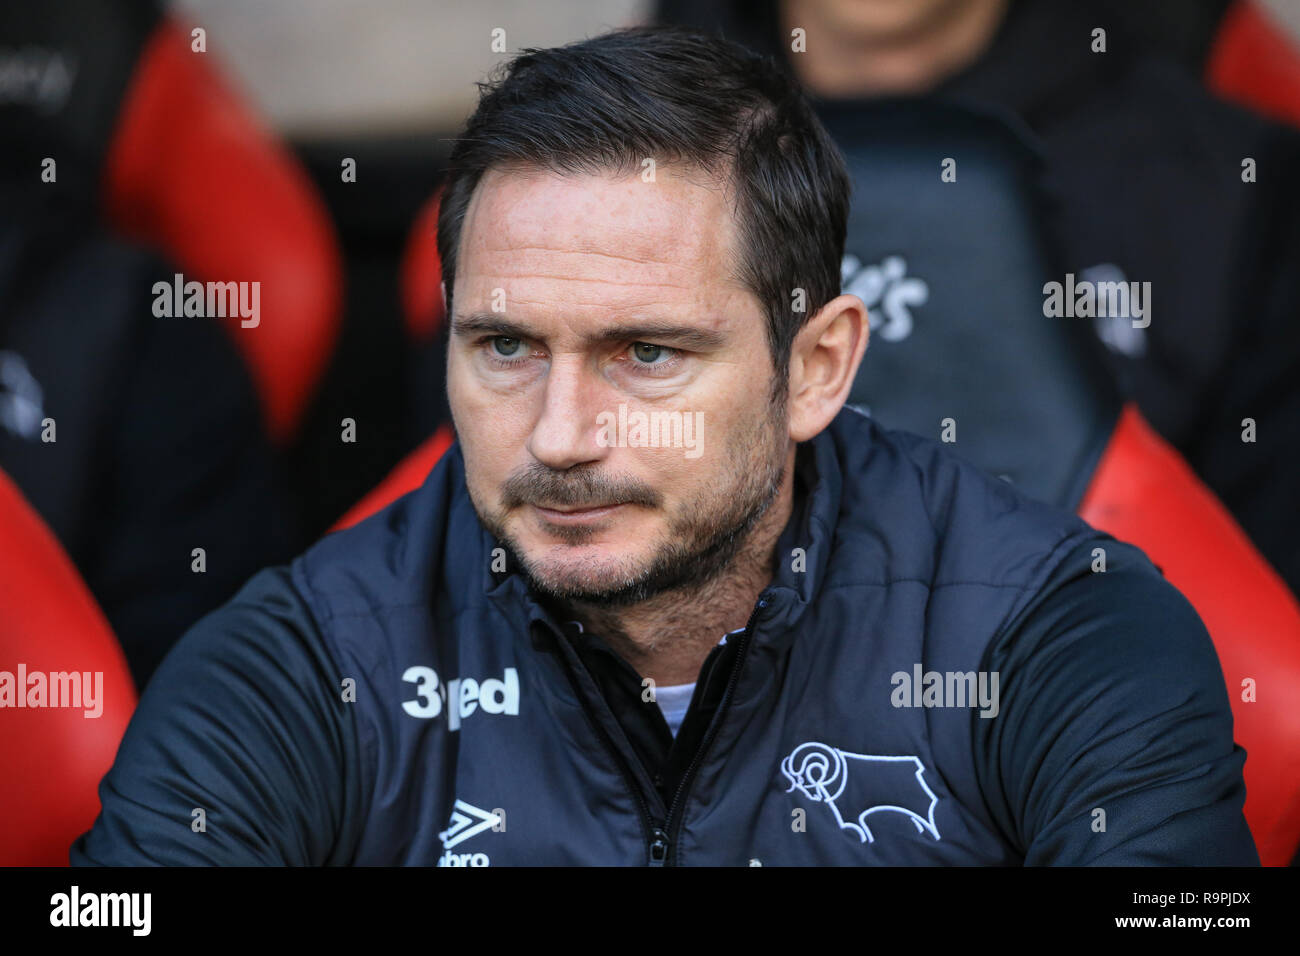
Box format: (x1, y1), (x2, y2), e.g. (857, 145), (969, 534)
(656, 0), (1300, 599)
(72, 27), (1256, 866)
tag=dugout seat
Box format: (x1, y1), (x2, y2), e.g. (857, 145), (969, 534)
(0, 469), (136, 866)
(821, 99), (1300, 865)
(401, 184), (448, 347)
(1207, 0), (1300, 127)
(0, 2), (343, 444)
(104, 15), (343, 443)
(356, 98), (1300, 864)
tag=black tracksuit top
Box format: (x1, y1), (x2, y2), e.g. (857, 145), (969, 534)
(72, 409), (1258, 865)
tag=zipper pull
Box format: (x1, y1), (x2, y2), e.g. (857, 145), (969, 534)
(648, 828), (670, 866)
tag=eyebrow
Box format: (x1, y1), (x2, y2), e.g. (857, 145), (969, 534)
(450, 312), (728, 351)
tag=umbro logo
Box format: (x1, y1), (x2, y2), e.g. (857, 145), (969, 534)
(437, 799), (504, 867)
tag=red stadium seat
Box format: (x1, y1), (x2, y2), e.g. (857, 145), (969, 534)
(0, 469), (137, 866)
(1078, 403), (1300, 867)
(401, 186), (446, 344)
(104, 17), (344, 444)
(1207, 0), (1300, 127)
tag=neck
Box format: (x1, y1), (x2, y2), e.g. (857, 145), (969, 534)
(562, 446), (796, 686)
(780, 0), (1008, 98)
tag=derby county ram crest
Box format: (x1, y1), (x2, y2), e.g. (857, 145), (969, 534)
(781, 742), (941, 844)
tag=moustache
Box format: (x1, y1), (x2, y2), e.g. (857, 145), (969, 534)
(501, 463), (661, 511)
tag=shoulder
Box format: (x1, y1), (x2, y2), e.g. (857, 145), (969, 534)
(293, 440), (487, 623)
(70, 563), (367, 864)
(970, 535), (1251, 863)
(978, 530), (1231, 775)
(985, 534), (1217, 679)
(154, 563), (340, 688)
(825, 409), (1097, 598)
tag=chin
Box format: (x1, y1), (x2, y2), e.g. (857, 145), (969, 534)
(517, 544), (656, 604)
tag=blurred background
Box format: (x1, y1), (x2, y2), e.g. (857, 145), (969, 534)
(177, 0), (1298, 135)
(5, 0), (1300, 866)
(3, 0), (1299, 679)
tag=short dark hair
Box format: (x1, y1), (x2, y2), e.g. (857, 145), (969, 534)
(437, 25), (851, 379)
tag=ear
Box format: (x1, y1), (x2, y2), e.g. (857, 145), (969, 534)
(440, 280), (448, 315)
(786, 293), (869, 442)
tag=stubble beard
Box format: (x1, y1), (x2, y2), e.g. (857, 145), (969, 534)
(476, 383), (790, 608)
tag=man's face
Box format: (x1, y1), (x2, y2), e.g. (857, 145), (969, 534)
(447, 164), (789, 606)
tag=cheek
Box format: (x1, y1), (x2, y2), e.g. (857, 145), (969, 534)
(697, 400), (758, 461)
(634, 418), (736, 505)
(451, 393), (549, 516)
(447, 354), (491, 418)
(459, 424), (522, 506)
(450, 357), (536, 444)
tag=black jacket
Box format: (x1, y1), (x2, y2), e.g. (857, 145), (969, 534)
(72, 409), (1257, 865)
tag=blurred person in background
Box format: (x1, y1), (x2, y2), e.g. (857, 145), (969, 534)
(0, 1), (305, 689)
(656, 0), (1300, 596)
(0, 161), (293, 692)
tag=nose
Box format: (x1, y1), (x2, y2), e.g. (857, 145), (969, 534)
(525, 354), (611, 471)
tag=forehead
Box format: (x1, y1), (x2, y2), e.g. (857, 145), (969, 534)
(457, 164), (743, 306)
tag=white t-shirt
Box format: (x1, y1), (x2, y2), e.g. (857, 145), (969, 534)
(653, 682), (697, 737)
(654, 627), (747, 737)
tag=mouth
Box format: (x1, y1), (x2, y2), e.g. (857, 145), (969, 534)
(531, 502), (627, 524)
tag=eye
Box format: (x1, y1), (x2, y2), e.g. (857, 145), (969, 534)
(478, 334), (538, 372)
(630, 342), (671, 364)
(618, 341), (684, 379)
(491, 336), (525, 358)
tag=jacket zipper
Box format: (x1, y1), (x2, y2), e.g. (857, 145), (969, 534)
(656, 588), (772, 866)
(545, 590), (772, 866)
(648, 827), (670, 866)
(543, 620), (669, 864)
